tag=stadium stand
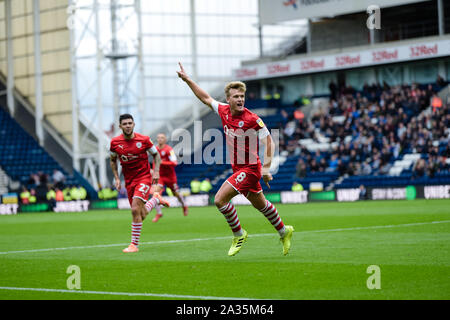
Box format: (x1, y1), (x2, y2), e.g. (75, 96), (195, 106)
(0, 107), (97, 199)
(173, 79), (450, 193)
(272, 81), (449, 190)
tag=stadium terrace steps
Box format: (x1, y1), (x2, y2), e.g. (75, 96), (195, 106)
(0, 107), (96, 198)
(0, 166), (11, 195)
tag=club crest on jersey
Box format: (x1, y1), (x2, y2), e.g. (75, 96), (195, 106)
(136, 142), (142, 148)
(256, 118), (265, 128)
(161, 151), (166, 156)
(238, 121), (244, 128)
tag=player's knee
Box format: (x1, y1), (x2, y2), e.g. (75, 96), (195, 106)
(251, 199), (267, 211)
(131, 204), (140, 216)
(214, 195), (226, 208)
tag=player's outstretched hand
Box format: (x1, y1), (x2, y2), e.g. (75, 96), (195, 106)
(152, 171), (160, 186)
(263, 173), (272, 189)
(176, 62), (189, 82)
(114, 178), (121, 191)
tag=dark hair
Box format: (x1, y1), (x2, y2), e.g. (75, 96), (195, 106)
(119, 114), (134, 124)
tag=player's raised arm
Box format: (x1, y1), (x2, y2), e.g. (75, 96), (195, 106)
(177, 62), (215, 110)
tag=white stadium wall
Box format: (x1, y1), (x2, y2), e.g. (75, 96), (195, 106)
(0, 0), (73, 144)
(234, 36), (450, 81)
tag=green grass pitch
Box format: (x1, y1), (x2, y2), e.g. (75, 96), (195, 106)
(0, 199), (449, 300)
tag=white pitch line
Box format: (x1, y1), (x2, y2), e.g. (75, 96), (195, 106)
(0, 220), (449, 256)
(0, 286), (255, 300)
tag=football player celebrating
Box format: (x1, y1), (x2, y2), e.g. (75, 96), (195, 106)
(110, 114), (169, 253)
(177, 63), (294, 256)
(151, 132), (189, 222)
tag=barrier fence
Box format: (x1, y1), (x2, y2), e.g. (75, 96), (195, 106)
(1, 184), (449, 215)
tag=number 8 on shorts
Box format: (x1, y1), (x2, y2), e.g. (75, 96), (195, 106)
(235, 172), (246, 184)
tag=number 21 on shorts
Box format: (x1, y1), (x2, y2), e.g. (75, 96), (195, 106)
(235, 172), (246, 185)
(138, 183), (150, 195)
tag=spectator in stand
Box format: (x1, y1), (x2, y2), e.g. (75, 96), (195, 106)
(371, 153), (381, 172)
(38, 171), (48, 186)
(379, 160), (392, 176)
(309, 159), (320, 173)
(412, 158), (426, 179)
(436, 156), (449, 173)
(327, 154), (339, 171)
(284, 120), (296, 138)
(280, 109), (290, 126)
(313, 150), (322, 163)
(52, 169), (66, 189)
(295, 159), (307, 178)
(337, 159), (347, 176)
(426, 156), (438, 178)
(319, 158), (328, 172)
(359, 185), (367, 200)
(362, 160), (372, 175)
(349, 149), (360, 163)
(436, 75), (447, 88)
(26, 173), (40, 188)
(329, 81), (338, 100)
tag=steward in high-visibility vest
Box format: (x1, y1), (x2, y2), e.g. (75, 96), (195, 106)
(79, 186), (87, 200)
(47, 189), (56, 201)
(190, 179), (201, 194)
(291, 182), (304, 192)
(431, 96), (442, 113)
(63, 187), (72, 201)
(200, 179), (213, 194)
(20, 188), (31, 204)
(29, 190), (37, 203)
